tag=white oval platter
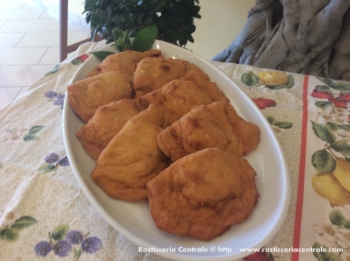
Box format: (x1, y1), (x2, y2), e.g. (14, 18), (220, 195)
(62, 40), (290, 261)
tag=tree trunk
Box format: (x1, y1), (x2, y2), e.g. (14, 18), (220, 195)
(212, 0), (350, 81)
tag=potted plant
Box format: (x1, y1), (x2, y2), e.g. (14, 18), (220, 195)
(83, 0), (201, 48)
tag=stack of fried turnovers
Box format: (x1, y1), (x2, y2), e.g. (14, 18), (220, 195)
(157, 100), (260, 161)
(69, 49), (261, 240)
(88, 49), (162, 77)
(91, 104), (173, 201)
(76, 68), (227, 161)
(76, 99), (148, 160)
(147, 148), (259, 241)
(67, 72), (133, 122)
(133, 57), (202, 97)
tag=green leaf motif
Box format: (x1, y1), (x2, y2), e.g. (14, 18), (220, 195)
(338, 124), (350, 132)
(315, 85), (331, 92)
(326, 122), (339, 132)
(45, 64), (60, 76)
(265, 75), (294, 90)
(329, 81), (350, 92)
(311, 121), (336, 143)
(51, 225), (70, 241)
(273, 121), (293, 129)
(312, 242), (340, 261)
(24, 125), (45, 141)
(70, 57), (82, 65)
(74, 247), (82, 260)
(90, 51), (115, 61)
(311, 149), (336, 173)
(266, 115), (275, 124)
(241, 71), (259, 87)
(131, 24), (158, 52)
(329, 210), (346, 226)
(38, 163), (56, 173)
(330, 139), (350, 157)
(343, 220), (350, 229)
(0, 228), (19, 242)
(11, 216), (37, 230)
(317, 77), (334, 85)
(28, 125), (45, 135)
(315, 101), (333, 110)
(23, 134), (38, 141)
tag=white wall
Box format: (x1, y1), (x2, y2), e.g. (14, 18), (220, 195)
(186, 0), (255, 60)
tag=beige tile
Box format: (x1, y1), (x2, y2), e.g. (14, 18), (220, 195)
(16, 86), (30, 98)
(17, 31), (59, 46)
(16, 30), (90, 47)
(0, 0), (26, 8)
(39, 47), (59, 64)
(39, 8), (58, 19)
(39, 0), (59, 13)
(0, 7), (46, 19)
(0, 18), (88, 33)
(0, 20), (6, 28)
(21, 0), (46, 8)
(0, 65), (54, 87)
(0, 87), (21, 110)
(0, 47), (48, 65)
(39, 5), (89, 28)
(0, 32), (25, 47)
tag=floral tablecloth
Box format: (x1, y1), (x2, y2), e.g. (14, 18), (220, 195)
(1, 41), (350, 261)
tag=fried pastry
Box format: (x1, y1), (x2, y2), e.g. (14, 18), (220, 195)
(91, 104), (172, 202)
(76, 98), (148, 160)
(147, 148), (259, 241)
(67, 72), (133, 122)
(88, 49), (162, 78)
(133, 57), (201, 97)
(157, 100), (260, 161)
(181, 69), (227, 101)
(141, 78), (228, 122)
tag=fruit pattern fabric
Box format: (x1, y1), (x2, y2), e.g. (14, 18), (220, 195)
(301, 76), (350, 261)
(0, 40), (349, 261)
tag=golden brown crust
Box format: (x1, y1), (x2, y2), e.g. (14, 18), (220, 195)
(180, 70), (228, 102)
(157, 100), (260, 161)
(140, 75), (228, 122)
(88, 49), (162, 78)
(76, 98), (148, 160)
(133, 57), (202, 97)
(147, 148), (259, 241)
(91, 104), (172, 202)
(67, 72), (133, 122)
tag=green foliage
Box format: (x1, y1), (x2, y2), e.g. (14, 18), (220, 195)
(84, 0), (201, 47)
(131, 24), (158, 51)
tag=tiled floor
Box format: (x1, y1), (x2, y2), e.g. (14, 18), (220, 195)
(0, 0), (91, 110)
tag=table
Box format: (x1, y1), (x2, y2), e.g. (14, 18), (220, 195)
(1, 41), (349, 261)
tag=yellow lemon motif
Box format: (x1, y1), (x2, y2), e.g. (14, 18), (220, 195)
(258, 71), (289, 86)
(312, 172), (350, 207)
(333, 158), (350, 192)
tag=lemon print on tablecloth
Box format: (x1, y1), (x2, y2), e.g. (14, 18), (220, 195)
(258, 71), (289, 86)
(241, 70), (294, 89)
(312, 172), (350, 207)
(333, 158), (350, 192)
